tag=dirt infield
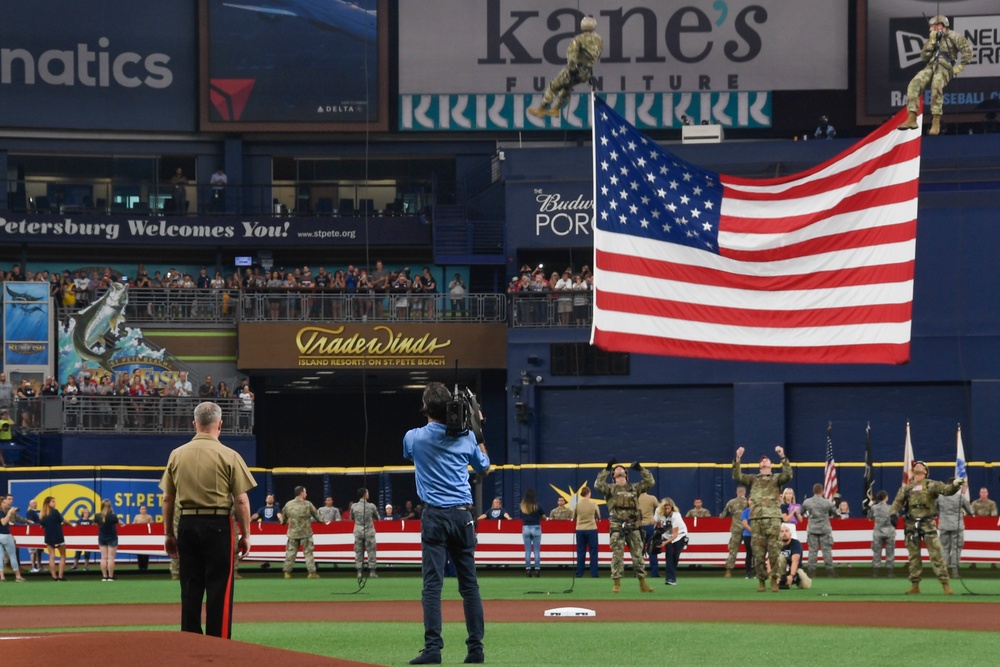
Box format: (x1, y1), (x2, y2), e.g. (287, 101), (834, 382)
(3, 597), (996, 665)
(10, 598), (998, 631)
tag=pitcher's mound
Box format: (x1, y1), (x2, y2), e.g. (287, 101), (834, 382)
(0, 631), (374, 666)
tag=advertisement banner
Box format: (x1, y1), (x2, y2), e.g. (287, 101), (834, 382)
(0, 214), (431, 247)
(399, 0), (847, 96)
(0, 1), (196, 131)
(8, 477), (165, 525)
(861, 0), (1000, 121)
(3, 282), (52, 367)
(400, 90), (771, 131)
(506, 182), (594, 249)
(201, 0), (388, 131)
(238, 322), (508, 370)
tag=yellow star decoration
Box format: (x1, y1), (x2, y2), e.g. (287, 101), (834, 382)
(549, 482), (606, 511)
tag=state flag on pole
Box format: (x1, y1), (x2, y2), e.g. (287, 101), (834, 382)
(823, 422), (839, 501)
(589, 94), (921, 364)
(956, 425), (970, 501)
(902, 421), (914, 485)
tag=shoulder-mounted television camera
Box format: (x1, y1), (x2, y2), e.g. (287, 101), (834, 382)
(445, 385), (485, 443)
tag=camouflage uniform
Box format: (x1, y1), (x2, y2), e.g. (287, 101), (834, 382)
(936, 493), (973, 576)
(732, 457), (791, 583)
(905, 27), (972, 115)
(890, 476), (964, 585)
(800, 494), (838, 576)
(971, 498), (998, 517)
(594, 467), (654, 581)
(549, 506), (574, 521)
(720, 495), (749, 570)
(868, 500), (897, 573)
(282, 496), (322, 575)
(350, 500), (379, 574)
(538, 29), (603, 113)
(685, 507), (711, 519)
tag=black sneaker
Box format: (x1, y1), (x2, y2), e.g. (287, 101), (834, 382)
(409, 651), (441, 665)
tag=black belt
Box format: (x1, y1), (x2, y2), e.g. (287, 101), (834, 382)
(179, 508), (231, 516)
(425, 504), (470, 510)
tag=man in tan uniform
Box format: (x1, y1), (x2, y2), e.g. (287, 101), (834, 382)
(528, 15), (603, 118)
(161, 401), (256, 638)
(573, 486), (601, 578)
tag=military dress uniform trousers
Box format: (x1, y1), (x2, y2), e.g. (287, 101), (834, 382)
(177, 514), (237, 638)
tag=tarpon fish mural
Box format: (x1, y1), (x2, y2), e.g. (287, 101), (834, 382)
(68, 281), (128, 372)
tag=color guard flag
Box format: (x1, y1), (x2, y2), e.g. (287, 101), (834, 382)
(902, 421), (914, 485)
(956, 425), (970, 501)
(823, 422), (839, 501)
(589, 95), (921, 364)
(862, 422), (875, 514)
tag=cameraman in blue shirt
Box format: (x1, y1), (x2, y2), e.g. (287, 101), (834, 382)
(403, 382), (490, 665)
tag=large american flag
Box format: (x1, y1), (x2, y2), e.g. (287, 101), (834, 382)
(590, 95), (922, 364)
(823, 423), (839, 501)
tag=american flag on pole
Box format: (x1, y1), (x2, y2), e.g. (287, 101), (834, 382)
(823, 422), (839, 501)
(589, 95), (921, 364)
(902, 421), (914, 485)
(956, 424), (970, 501)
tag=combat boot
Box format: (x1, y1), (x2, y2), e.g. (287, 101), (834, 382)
(307, 572), (320, 579)
(770, 578), (780, 593)
(527, 106), (548, 119)
(942, 581), (954, 595)
(897, 110), (919, 130)
(545, 107), (562, 118)
(638, 577), (654, 593)
(929, 114), (942, 135)
(950, 567), (960, 579)
(724, 569), (732, 578)
(612, 579), (621, 593)
(284, 572), (292, 579)
(757, 579), (766, 593)
(905, 581), (921, 594)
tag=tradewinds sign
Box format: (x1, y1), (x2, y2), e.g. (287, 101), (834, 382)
(239, 322), (507, 370)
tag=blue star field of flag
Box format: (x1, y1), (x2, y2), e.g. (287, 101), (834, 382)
(594, 96), (724, 254)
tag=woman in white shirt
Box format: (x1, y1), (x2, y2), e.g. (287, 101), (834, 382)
(654, 497), (688, 585)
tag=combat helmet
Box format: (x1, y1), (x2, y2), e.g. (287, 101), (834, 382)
(581, 15), (597, 32)
(928, 15), (949, 28)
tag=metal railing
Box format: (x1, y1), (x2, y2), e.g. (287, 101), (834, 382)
(239, 290), (507, 323)
(508, 292), (593, 328)
(3, 396), (253, 435)
(36, 285), (590, 328)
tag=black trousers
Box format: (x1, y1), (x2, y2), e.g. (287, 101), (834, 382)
(177, 515), (236, 638)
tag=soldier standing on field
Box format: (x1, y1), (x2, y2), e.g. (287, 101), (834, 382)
(868, 490), (898, 577)
(351, 487), (380, 578)
(936, 478), (973, 580)
(890, 461), (965, 594)
(281, 485), (322, 580)
(528, 15), (603, 119)
(720, 485), (748, 577)
(594, 459), (655, 594)
(732, 446), (791, 592)
(897, 15), (972, 136)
